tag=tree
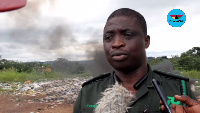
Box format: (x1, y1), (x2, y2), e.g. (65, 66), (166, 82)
(51, 58), (85, 74)
(51, 58), (69, 73)
(170, 55), (180, 70)
(185, 47), (200, 57)
(0, 59), (37, 73)
(177, 47), (200, 71)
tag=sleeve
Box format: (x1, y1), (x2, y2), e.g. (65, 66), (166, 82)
(73, 89), (83, 113)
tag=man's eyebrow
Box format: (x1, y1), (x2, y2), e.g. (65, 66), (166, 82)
(104, 30), (114, 34)
(104, 28), (136, 34)
(122, 29), (139, 34)
(122, 28), (134, 32)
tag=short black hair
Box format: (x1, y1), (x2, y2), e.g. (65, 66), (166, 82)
(107, 8), (147, 35)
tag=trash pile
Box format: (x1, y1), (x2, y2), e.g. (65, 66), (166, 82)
(0, 78), (88, 104)
(1, 78), (199, 105)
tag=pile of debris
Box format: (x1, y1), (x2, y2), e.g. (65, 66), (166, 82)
(1, 78), (199, 105)
(0, 78), (88, 104)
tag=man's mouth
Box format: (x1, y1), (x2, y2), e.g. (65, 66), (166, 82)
(112, 55), (128, 61)
(111, 52), (128, 61)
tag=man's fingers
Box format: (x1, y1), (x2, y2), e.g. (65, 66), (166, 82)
(160, 100), (163, 105)
(174, 95), (199, 107)
(160, 105), (166, 111)
(161, 96), (200, 113)
(161, 104), (177, 112)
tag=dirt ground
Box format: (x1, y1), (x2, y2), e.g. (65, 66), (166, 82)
(0, 95), (74, 113)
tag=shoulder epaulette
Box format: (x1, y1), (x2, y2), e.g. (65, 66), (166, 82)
(153, 70), (189, 81)
(82, 73), (111, 87)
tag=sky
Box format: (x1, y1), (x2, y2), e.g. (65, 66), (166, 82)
(0, 0), (199, 62)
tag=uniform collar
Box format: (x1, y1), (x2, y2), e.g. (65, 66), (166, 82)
(100, 64), (162, 88)
(130, 65), (162, 106)
(100, 72), (115, 88)
(112, 64), (162, 88)
(100, 64), (163, 107)
(146, 67), (162, 88)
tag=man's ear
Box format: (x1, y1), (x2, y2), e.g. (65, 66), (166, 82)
(145, 35), (150, 49)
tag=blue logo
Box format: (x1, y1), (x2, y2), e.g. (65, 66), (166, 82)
(167, 9), (186, 27)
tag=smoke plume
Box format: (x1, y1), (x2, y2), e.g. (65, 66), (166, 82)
(3, 0), (77, 61)
(151, 59), (181, 74)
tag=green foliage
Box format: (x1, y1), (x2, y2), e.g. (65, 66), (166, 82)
(181, 70), (200, 79)
(170, 47), (200, 71)
(0, 68), (27, 82)
(169, 55), (179, 70)
(0, 68), (90, 83)
(0, 57), (88, 82)
(51, 58), (85, 74)
(25, 71), (65, 82)
(0, 68), (65, 83)
(1, 46), (200, 82)
(148, 58), (162, 66)
(0, 59), (38, 73)
(67, 72), (91, 79)
(185, 47), (200, 57)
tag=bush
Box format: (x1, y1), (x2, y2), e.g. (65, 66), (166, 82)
(0, 68), (67, 83)
(181, 70), (200, 79)
(0, 68), (27, 82)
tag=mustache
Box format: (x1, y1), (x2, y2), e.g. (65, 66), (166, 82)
(110, 50), (129, 57)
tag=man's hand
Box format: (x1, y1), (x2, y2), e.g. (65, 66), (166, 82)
(160, 95), (200, 113)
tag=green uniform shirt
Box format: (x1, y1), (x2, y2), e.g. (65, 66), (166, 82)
(74, 68), (196, 113)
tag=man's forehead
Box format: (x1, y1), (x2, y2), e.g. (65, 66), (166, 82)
(106, 16), (137, 25)
(104, 16), (139, 31)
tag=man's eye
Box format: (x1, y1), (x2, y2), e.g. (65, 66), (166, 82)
(105, 36), (111, 40)
(124, 33), (135, 37)
(104, 35), (112, 41)
(124, 32), (136, 39)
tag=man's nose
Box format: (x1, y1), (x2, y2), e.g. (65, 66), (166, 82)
(112, 37), (125, 49)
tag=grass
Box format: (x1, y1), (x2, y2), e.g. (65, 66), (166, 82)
(2, 68), (199, 83)
(148, 58), (162, 66)
(0, 68), (90, 83)
(181, 70), (200, 85)
(66, 72), (91, 79)
(181, 70), (200, 79)
(0, 68), (27, 83)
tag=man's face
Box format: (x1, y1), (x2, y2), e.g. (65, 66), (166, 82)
(103, 16), (150, 73)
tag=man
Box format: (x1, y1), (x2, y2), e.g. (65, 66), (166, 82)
(74, 8), (199, 113)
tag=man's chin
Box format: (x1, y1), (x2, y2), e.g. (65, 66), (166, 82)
(113, 66), (133, 73)
(111, 62), (142, 73)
